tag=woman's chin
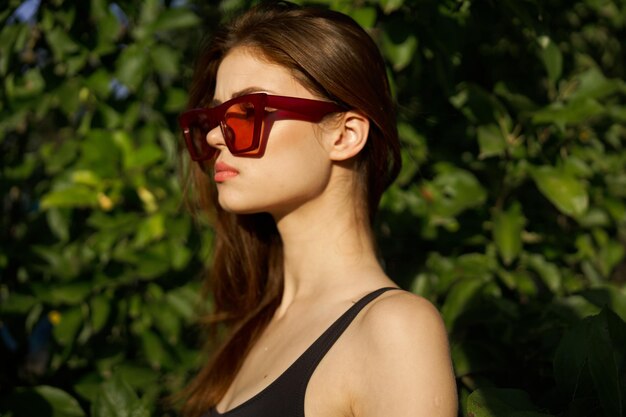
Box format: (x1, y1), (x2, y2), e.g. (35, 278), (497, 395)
(218, 197), (266, 215)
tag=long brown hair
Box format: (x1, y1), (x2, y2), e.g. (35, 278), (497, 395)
(180, 2), (401, 416)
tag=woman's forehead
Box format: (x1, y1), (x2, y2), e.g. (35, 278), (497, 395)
(213, 48), (309, 103)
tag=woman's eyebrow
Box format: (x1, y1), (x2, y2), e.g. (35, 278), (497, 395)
(232, 86), (270, 97)
(211, 87), (278, 106)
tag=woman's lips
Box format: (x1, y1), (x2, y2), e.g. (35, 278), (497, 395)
(214, 161), (239, 182)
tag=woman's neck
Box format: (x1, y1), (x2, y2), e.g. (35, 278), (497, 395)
(272, 190), (385, 316)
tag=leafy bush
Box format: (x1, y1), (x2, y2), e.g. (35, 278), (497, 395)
(1, 0), (625, 416)
(373, 0), (626, 415)
(1, 0), (210, 415)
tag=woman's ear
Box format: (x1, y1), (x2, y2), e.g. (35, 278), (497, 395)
(327, 111), (369, 161)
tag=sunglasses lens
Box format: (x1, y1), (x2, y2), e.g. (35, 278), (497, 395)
(186, 114), (216, 159)
(224, 101), (258, 153)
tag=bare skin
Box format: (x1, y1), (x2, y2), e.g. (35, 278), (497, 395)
(208, 47), (458, 417)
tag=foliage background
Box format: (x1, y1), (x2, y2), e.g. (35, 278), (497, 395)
(1, 0), (625, 416)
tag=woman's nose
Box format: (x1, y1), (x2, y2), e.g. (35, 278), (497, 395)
(206, 124), (226, 152)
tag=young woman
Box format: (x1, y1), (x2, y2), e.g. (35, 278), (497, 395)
(178, 2), (457, 416)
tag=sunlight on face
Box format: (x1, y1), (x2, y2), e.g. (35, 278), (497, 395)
(208, 47), (334, 218)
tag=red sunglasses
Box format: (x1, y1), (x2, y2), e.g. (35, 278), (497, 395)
(178, 93), (345, 161)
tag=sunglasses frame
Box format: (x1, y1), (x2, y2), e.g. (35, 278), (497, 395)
(178, 93), (345, 161)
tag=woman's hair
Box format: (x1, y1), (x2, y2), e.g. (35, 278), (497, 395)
(180, 2), (401, 415)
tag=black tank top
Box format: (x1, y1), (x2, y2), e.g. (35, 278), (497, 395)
(207, 287), (399, 417)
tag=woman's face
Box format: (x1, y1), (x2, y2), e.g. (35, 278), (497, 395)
(207, 47), (334, 218)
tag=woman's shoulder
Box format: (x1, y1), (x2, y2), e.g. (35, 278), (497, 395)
(358, 288), (446, 338)
(349, 288), (452, 365)
(346, 288), (458, 416)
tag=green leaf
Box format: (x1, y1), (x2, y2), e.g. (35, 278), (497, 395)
(92, 374), (150, 417)
(125, 143), (163, 170)
(580, 286), (626, 322)
(494, 82), (539, 112)
(554, 295), (601, 320)
(150, 8), (200, 32)
(85, 69), (112, 99)
(53, 78), (83, 116)
(98, 101), (123, 129)
(133, 243), (171, 279)
(599, 239), (626, 278)
(111, 130), (134, 168)
(45, 27), (80, 61)
(80, 129), (122, 178)
(94, 9), (121, 48)
(381, 22), (417, 71)
(164, 87), (188, 112)
(170, 240), (192, 270)
(441, 277), (484, 330)
(46, 208), (71, 241)
(526, 254), (562, 294)
(531, 98), (604, 130)
(31, 245), (82, 280)
(396, 123), (427, 185)
(41, 139), (79, 175)
(563, 156), (593, 179)
(53, 306), (83, 346)
(71, 169), (102, 188)
(398, 122), (428, 162)
(380, 0), (404, 14)
(0, 293), (37, 314)
(39, 386), (85, 417)
(568, 68), (625, 102)
(537, 36), (562, 83)
(0, 386), (86, 417)
(429, 165), (487, 218)
(554, 309), (625, 417)
(140, 330), (171, 370)
(114, 363), (159, 389)
(133, 214), (165, 248)
(90, 295), (111, 333)
(530, 165), (588, 217)
(0, 25), (29, 76)
(3, 152), (38, 180)
(450, 83), (512, 126)
(138, 0), (161, 27)
(41, 185), (99, 209)
(493, 203), (526, 265)
(74, 372), (102, 402)
(477, 124), (507, 159)
(467, 388), (553, 417)
(456, 253), (498, 281)
(349, 7), (377, 28)
(147, 301), (181, 344)
(165, 285), (198, 319)
(587, 310), (623, 417)
(498, 270), (537, 296)
(65, 51), (89, 75)
(115, 44), (148, 91)
(48, 282), (92, 305)
(553, 315), (589, 396)
(149, 45), (179, 76)
(10, 68), (45, 98)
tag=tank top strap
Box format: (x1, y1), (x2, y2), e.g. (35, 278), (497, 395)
(290, 286), (400, 412)
(300, 286), (399, 375)
(207, 286), (401, 417)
